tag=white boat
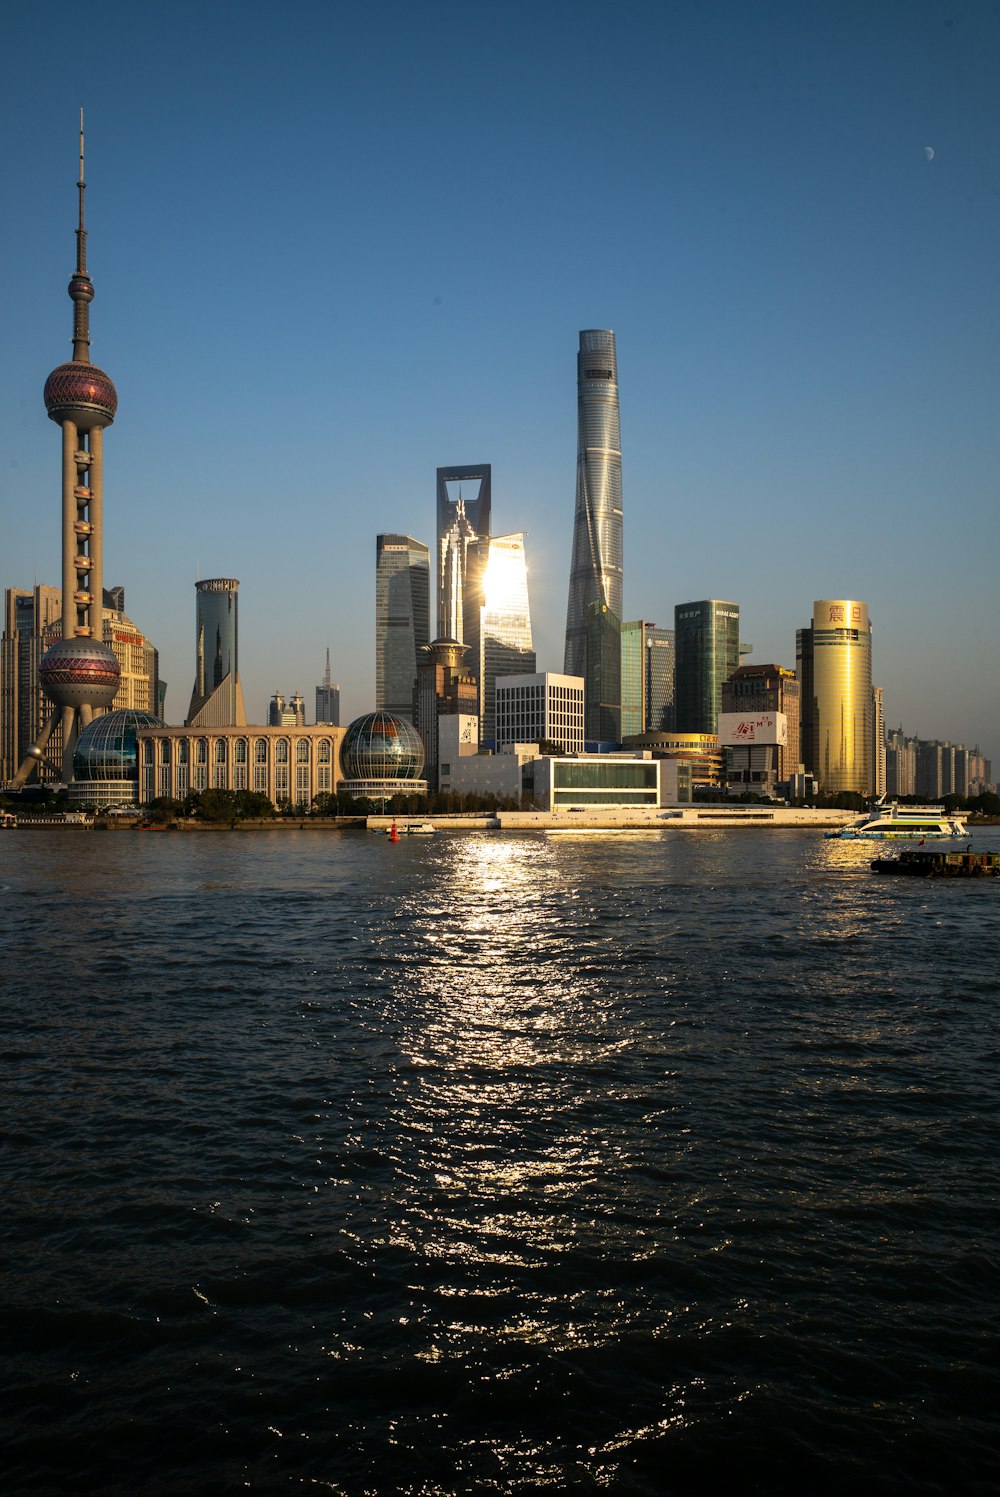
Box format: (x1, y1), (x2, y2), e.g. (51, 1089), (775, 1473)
(403, 822), (436, 835)
(825, 803), (969, 840)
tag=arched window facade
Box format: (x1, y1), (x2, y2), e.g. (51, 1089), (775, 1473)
(253, 738), (268, 794)
(234, 738), (248, 792)
(274, 738), (289, 800)
(295, 739), (310, 806)
(318, 737), (332, 793)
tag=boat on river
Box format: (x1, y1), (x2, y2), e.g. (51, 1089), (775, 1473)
(871, 848), (1000, 878)
(825, 803), (968, 840)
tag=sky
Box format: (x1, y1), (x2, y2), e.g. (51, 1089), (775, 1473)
(3, 0), (998, 754)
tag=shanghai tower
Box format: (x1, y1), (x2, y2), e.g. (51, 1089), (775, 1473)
(564, 329), (623, 742)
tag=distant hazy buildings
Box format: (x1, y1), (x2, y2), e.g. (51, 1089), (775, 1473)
(315, 648), (340, 726)
(872, 685), (886, 799)
(885, 730), (992, 799)
(797, 599), (872, 796)
(375, 534), (430, 722)
(187, 578), (246, 728)
(674, 600), (740, 736)
(436, 465), (491, 641)
(463, 532), (536, 747)
(565, 330), (623, 740)
(495, 672), (585, 756)
(268, 692), (305, 727)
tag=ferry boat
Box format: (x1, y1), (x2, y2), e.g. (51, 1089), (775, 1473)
(825, 803), (968, 840)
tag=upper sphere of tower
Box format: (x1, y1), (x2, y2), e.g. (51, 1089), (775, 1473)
(44, 361), (117, 429)
(69, 273), (94, 303)
(38, 636), (120, 710)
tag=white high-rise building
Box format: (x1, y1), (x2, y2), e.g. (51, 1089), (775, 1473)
(495, 673), (585, 756)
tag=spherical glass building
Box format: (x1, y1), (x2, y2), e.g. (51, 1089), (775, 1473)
(339, 712), (427, 800)
(68, 708), (165, 810)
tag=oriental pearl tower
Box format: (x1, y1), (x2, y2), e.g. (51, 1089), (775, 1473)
(13, 112), (120, 786)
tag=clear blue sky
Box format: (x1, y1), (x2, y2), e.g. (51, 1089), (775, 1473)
(4, 0), (998, 754)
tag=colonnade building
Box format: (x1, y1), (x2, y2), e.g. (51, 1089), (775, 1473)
(137, 725), (346, 808)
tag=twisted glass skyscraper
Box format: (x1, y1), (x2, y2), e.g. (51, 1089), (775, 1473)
(564, 330), (623, 742)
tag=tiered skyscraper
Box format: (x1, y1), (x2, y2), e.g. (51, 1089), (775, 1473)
(12, 115), (122, 785)
(564, 330), (623, 743)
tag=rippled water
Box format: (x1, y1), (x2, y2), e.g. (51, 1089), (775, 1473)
(2, 828), (999, 1495)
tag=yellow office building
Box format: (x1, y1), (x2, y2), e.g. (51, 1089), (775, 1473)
(797, 599), (872, 796)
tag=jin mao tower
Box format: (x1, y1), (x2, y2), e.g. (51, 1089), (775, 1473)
(13, 114), (121, 785)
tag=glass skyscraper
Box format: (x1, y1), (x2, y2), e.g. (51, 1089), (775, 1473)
(375, 535), (430, 722)
(646, 626), (676, 733)
(187, 578), (246, 727)
(436, 465), (491, 642)
(796, 599), (872, 796)
(564, 330), (623, 736)
(584, 601), (621, 745)
(621, 621), (676, 738)
(674, 600), (740, 736)
(463, 532), (536, 748)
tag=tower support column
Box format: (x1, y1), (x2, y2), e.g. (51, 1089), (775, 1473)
(61, 420), (78, 637)
(87, 424), (104, 635)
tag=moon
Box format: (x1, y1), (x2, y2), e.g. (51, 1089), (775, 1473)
(925, 146), (935, 161)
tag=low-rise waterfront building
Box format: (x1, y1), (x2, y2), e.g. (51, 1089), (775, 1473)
(621, 730), (724, 790)
(138, 724), (346, 808)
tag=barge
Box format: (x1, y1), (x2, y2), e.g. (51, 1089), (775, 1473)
(871, 849), (1000, 878)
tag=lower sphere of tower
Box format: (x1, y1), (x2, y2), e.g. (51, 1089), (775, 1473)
(44, 361), (118, 428)
(39, 637), (120, 710)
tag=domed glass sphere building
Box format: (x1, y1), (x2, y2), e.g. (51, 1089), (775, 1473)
(339, 712), (427, 800)
(68, 709), (165, 810)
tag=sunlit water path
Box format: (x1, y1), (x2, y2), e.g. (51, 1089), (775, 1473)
(2, 829), (999, 1494)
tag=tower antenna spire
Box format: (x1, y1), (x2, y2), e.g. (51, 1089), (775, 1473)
(70, 106), (93, 362)
(77, 107), (86, 266)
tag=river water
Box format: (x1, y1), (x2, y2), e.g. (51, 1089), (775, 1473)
(2, 828), (998, 1495)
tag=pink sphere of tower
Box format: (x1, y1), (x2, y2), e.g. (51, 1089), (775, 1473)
(38, 636), (120, 710)
(44, 361), (118, 429)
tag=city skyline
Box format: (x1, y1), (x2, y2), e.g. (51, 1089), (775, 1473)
(3, 3), (997, 755)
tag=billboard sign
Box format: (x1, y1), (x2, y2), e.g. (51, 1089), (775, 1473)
(718, 711), (787, 747)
